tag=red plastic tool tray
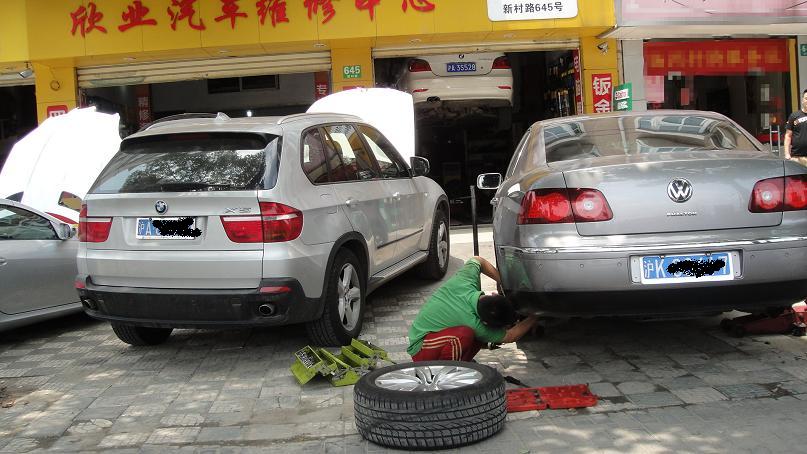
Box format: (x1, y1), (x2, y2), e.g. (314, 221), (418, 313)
(506, 384), (598, 412)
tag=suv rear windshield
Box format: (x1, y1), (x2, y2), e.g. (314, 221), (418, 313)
(91, 132), (278, 194)
(543, 115), (760, 164)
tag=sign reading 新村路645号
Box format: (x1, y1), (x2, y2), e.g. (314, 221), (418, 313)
(487, 0), (578, 21)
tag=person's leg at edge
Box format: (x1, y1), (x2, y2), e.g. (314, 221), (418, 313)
(411, 326), (484, 362)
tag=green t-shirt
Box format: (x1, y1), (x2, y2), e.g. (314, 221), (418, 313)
(407, 258), (506, 356)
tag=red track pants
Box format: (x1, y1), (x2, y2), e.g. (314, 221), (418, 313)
(411, 326), (483, 362)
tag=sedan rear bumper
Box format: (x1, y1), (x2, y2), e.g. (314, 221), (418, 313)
(500, 238), (807, 316)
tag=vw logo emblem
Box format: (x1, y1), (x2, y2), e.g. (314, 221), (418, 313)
(155, 200), (168, 214)
(667, 179), (693, 203)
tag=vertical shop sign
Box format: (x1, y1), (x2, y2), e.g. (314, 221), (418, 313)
(591, 73), (612, 113)
(343, 65), (362, 79)
(314, 71), (330, 99)
(135, 85), (152, 129)
(572, 50), (583, 115)
(613, 83), (632, 111)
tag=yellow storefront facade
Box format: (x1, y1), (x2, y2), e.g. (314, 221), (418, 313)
(0, 0), (617, 123)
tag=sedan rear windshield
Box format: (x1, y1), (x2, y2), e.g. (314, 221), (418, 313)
(91, 132), (278, 194)
(544, 115), (760, 163)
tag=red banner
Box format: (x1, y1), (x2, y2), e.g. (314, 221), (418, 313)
(314, 71), (330, 99)
(644, 39), (790, 77)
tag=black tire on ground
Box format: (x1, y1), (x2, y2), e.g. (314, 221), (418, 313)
(417, 209), (449, 280)
(110, 323), (173, 346)
(306, 250), (366, 346)
(354, 360), (506, 450)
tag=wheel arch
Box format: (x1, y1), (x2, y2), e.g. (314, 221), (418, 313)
(314, 232), (369, 319)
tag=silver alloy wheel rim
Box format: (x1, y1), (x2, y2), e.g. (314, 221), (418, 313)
(337, 263), (361, 331)
(374, 365), (482, 391)
(437, 221), (448, 269)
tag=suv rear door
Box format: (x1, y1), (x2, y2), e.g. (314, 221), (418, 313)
(320, 124), (399, 274)
(83, 132), (276, 289)
(357, 124), (425, 259)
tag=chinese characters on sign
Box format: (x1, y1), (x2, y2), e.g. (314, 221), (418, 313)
(591, 73), (612, 113)
(70, 2), (107, 37)
(613, 83), (632, 111)
(343, 65), (362, 79)
(47, 105), (69, 118)
(572, 50), (583, 115)
(70, 0), (436, 34)
(135, 85), (153, 129)
(487, 0), (577, 21)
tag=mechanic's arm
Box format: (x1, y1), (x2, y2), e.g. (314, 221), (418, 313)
(784, 129), (792, 159)
(500, 315), (539, 344)
(473, 256), (501, 283)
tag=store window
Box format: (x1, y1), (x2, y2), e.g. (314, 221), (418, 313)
(644, 39), (791, 147)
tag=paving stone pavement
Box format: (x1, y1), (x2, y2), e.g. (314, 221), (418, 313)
(1, 227), (807, 452)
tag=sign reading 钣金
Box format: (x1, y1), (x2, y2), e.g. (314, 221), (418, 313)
(591, 73), (612, 113)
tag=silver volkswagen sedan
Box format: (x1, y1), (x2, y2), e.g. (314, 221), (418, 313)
(479, 111), (807, 317)
(0, 199), (82, 331)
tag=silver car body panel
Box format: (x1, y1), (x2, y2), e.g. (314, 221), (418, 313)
(0, 199), (82, 330)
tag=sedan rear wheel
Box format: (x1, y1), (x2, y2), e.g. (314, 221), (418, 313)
(110, 323), (172, 346)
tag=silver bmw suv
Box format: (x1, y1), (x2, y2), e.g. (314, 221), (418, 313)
(76, 112), (449, 346)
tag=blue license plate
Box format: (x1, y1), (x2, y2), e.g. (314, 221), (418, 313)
(136, 217), (198, 240)
(640, 252), (733, 284)
(446, 62), (476, 73)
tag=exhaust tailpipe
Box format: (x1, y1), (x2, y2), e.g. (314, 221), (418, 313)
(257, 304), (276, 317)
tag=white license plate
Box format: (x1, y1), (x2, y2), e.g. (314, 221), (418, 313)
(136, 217), (199, 240)
(446, 62), (477, 72)
(640, 252), (734, 285)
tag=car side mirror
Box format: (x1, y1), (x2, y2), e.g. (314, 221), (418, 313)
(56, 223), (76, 240)
(410, 156), (430, 177)
(477, 173), (502, 190)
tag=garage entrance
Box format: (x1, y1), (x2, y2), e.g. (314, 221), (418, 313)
(374, 48), (582, 225)
(0, 84), (37, 169)
(77, 52), (332, 138)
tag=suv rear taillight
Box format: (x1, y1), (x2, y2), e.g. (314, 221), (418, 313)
(518, 188), (612, 224)
(78, 204), (112, 243)
(408, 59), (431, 72)
(492, 56), (510, 69)
(220, 202), (303, 243)
(749, 175), (807, 213)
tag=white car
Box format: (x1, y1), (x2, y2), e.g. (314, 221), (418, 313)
(396, 52), (514, 107)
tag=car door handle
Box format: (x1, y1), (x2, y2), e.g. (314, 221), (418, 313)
(490, 197), (499, 206)
(345, 198), (355, 207)
(0, 258), (6, 267)
(393, 192), (401, 200)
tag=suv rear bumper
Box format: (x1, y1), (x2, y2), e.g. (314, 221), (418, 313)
(76, 276), (321, 329)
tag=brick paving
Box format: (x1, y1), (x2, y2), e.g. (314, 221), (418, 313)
(1, 227), (807, 452)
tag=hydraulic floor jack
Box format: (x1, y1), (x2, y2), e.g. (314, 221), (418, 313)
(720, 304), (807, 338)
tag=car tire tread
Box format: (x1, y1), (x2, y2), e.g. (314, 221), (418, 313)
(353, 360), (505, 450)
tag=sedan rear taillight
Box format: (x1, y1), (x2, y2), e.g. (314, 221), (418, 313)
(221, 202), (303, 243)
(492, 56), (511, 69)
(518, 188), (612, 224)
(78, 204), (112, 243)
(749, 175), (807, 213)
(408, 59), (431, 72)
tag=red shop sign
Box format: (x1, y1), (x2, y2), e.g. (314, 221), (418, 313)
(591, 73), (612, 113)
(644, 39), (790, 76)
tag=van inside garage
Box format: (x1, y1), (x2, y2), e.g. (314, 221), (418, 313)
(374, 50), (581, 225)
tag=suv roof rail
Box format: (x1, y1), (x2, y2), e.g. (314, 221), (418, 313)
(140, 112), (230, 131)
(276, 112), (362, 125)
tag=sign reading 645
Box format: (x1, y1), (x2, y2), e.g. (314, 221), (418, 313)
(342, 65), (362, 79)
